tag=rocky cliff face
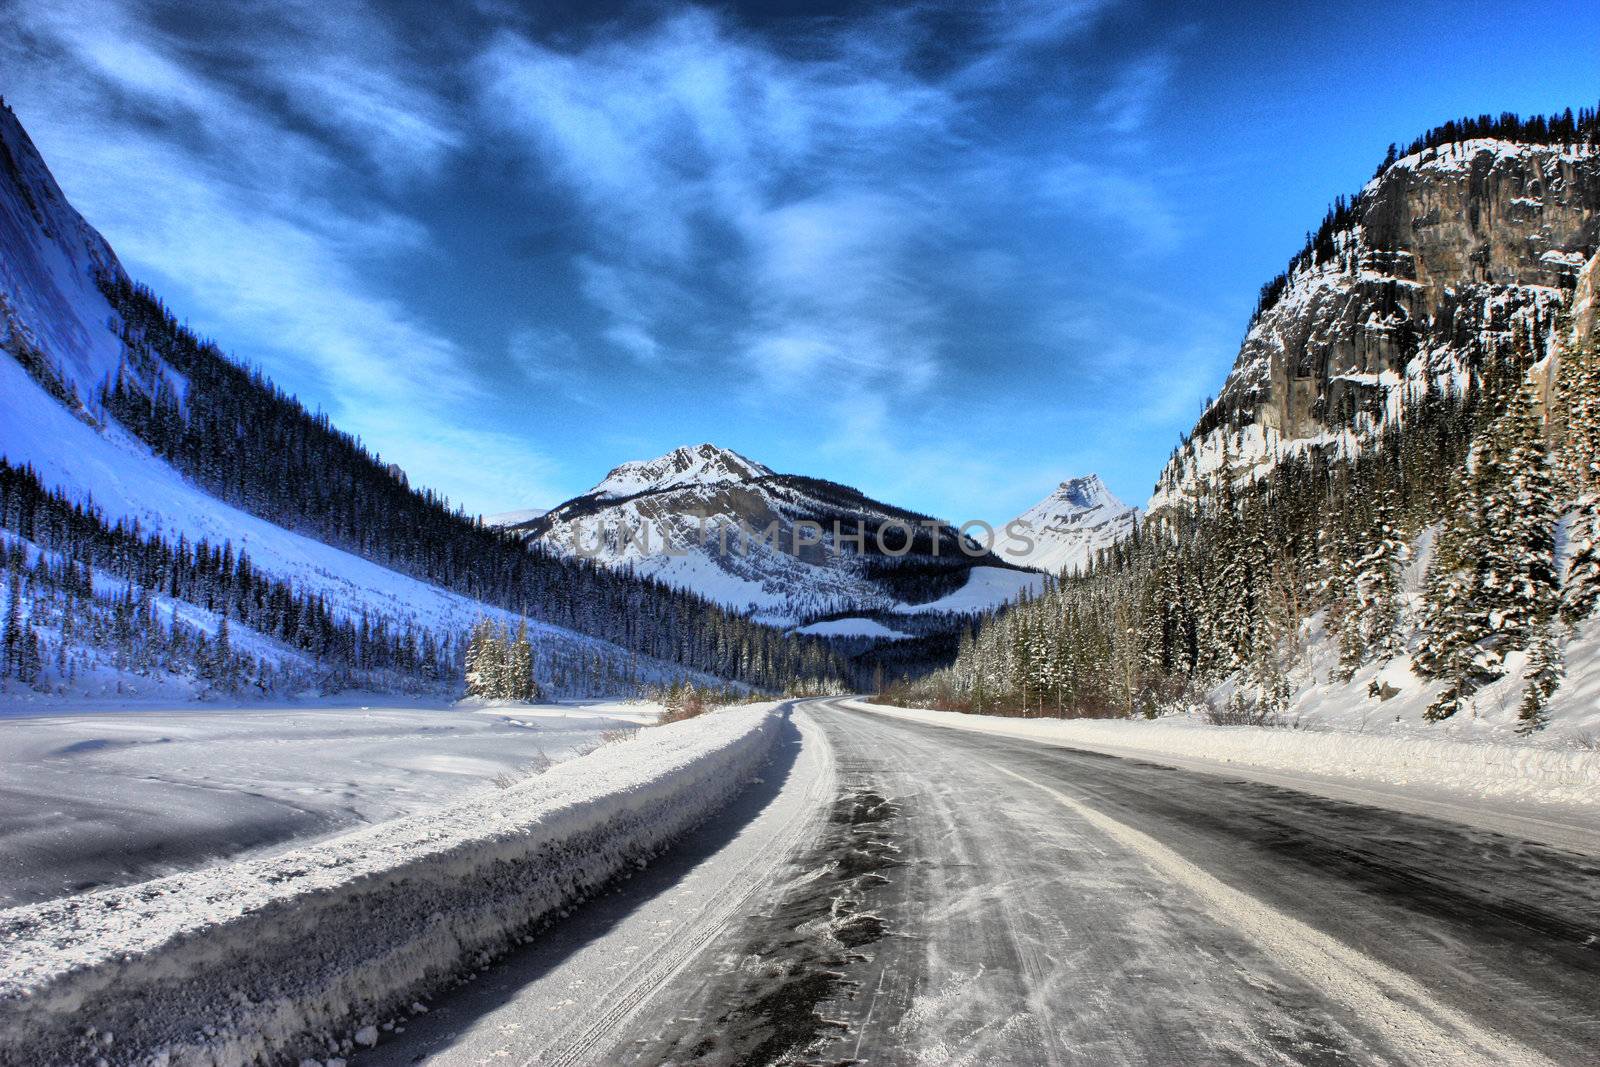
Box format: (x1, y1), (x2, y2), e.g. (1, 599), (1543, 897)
(1154, 137), (1600, 509)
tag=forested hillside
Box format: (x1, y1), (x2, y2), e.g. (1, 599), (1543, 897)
(884, 108), (1600, 735)
(0, 100), (846, 699)
(89, 277), (846, 689)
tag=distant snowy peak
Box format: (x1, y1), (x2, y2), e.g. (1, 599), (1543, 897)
(1050, 474), (1122, 514)
(1005, 475), (1138, 576)
(591, 444), (774, 500)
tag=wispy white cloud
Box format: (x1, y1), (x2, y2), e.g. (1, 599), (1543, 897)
(476, 9), (960, 392)
(0, 0), (566, 512)
(1, 0), (1199, 519)
(475, 3), (1177, 417)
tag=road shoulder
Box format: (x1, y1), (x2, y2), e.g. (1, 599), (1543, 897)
(845, 700), (1600, 855)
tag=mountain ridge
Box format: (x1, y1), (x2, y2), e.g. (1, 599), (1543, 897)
(501, 443), (1042, 624)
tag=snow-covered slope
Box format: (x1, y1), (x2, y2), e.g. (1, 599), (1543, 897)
(0, 101), (691, 698)
(0, 103), (126, 400)
(505, 444), (1036, 624)
(484, 507), (549, 527)
(891, 566), (1045, 615)
(1004, 475), (1138, 576)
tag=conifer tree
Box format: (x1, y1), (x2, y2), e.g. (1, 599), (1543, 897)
(1354, 488), (1406, 660)
(1558, 337), (1600, 623)
(464, 619), (496, 698)
(2, 571), (22, 679)
(509, 619), (537, 701)
(1517, 622), (1563, 734)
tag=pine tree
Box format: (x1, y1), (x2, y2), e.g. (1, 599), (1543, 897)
(1517, 622), (1563, 734)
(1354, 488), (1406, 660)
(509, 619), (536, 702)
(212, 611), (235, 692)
(2, 570), (24, 680)
(464, 619), (496, 698)
(1483, 382), (1560, 647)
(1558, 336), (1600, 624)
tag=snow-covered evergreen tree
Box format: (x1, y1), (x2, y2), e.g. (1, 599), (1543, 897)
(1354, 487), (1406, 661)
(1517, 622), (1564, 734)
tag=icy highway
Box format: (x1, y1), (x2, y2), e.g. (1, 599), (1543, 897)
(364, 699), (1600, 1066)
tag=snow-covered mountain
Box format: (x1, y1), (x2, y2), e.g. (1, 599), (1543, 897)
(0, 101), (776, 700)
(887, 110), (1600, 736)
(1151, 135), (1600, 511)
(592, 444), (774, 499)
(1003, 475), (1138, 576)
(500, 444), (1042, 624)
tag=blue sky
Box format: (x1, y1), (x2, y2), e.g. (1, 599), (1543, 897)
(3, 0), (1597, 522)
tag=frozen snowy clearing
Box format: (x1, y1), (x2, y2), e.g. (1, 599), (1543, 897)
(0, 701), (783, 1066)
(790, 616), (911, 639)
(0, 698), (665, 905)
(848, 701), (1600, 852)
(891, 565), (1044, 614)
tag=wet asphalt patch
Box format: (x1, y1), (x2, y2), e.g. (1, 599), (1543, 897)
(625, 786), (903, 1066)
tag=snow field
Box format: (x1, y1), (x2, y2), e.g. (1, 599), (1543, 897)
(0, 701), (786, 1066)
(847, 701), (1600, 811)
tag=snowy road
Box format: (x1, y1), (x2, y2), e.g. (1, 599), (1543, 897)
(360, 699), (1600, 1066)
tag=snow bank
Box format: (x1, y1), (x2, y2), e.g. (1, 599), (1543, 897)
(0, 702), (784, 1066)
(848, 701), (1600, 810)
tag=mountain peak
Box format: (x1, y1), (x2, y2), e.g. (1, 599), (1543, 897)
(1003, 474), (1138, 576)
(590, 443), (774, 500)
(1055, 474), (1114, 509)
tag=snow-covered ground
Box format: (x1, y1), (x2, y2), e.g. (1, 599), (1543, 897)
(791, 617), (911, 639)
(0, 701), (784, 1066)
(1269, 592), (1600, 748)
(0, 698), (665, 905)
(892, 565), (1044, 615)
(1207, 521), (1600, 749)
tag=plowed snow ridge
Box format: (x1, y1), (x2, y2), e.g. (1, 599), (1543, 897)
(0, 703), (783, 1066)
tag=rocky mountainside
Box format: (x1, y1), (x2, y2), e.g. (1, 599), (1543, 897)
(0, 100), (846, 699)
(1004, 475), (1138, 577)
(1153, 133), (1600, 511)
(500, 444), (1041, 624)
